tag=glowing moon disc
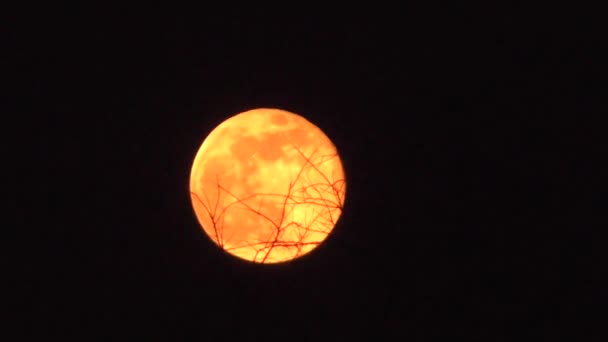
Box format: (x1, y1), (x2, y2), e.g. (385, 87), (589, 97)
(189, 108), (346, 263)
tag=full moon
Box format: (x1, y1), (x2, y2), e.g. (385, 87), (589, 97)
(189, 108), (346, 263)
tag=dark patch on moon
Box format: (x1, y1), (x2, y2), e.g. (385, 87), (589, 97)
(257, 132), (287, 161)
(270, 113), (288, 126)
(230, 135), (259, 160)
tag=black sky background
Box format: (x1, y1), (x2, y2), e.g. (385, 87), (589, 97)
(10, 4), (607, 340)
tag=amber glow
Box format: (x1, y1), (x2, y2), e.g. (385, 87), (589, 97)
(189, 108), (346, 263)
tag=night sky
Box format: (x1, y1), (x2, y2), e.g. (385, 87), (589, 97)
(12, 5), (605, 340)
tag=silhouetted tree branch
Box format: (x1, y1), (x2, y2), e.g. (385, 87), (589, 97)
(191, 144), (345, 263)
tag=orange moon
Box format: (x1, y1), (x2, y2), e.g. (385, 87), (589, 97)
(189, 108), (346, 263)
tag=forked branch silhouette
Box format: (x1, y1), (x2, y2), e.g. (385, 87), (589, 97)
(191, 144), (345, 263)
